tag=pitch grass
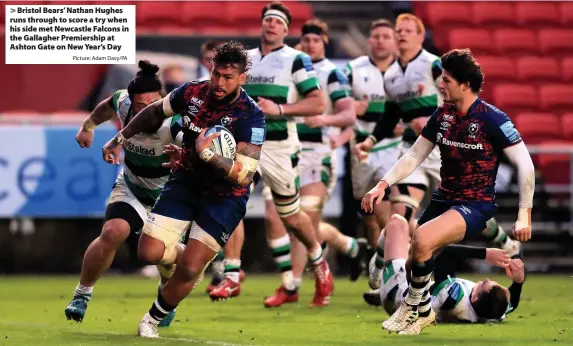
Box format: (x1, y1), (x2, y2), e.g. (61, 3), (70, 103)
(0, 274), (571, 345)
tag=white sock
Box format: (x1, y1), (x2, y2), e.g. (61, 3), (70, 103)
(293, 276), (302, 289)
(344, 237), (359, 258)
(74, 283), (93, 300)
(308, 246), (324, 265)
(143, 312), (160, 325)
(223, 259), (241, 284)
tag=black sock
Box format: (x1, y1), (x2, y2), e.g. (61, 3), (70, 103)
(418, 290), (432, 317)
(405, 257), (434, 309)
(148, 292), (177, 323)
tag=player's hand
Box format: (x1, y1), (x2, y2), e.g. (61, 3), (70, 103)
(75, 127), (94, 148)
(304, 115), (327, 128)
(195, 128), (220, 154)
(257, 97), (281, 116)
(102, 135), (123, 165)
(512, 220), (532, 242)
(485, 248), (511, 268)
(505, 258), (525, 283)
(355, 100), (369, 117)
(329, 134), (345, 150)
(162, 144), (182, 168)
(353, 140), (374, 161)
(361, 180), (388, 214)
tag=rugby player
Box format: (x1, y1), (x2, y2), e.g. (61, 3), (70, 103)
(362, 48), (535, 334)
(256, 17), (367, 305)
(377, 222), (525, 333)
(358, 14), (520, 306)
(65, 61), (182, 327)
(210, 2), (334, 306)
(345, 19), (400, 252)
(101, 41), (265, 338)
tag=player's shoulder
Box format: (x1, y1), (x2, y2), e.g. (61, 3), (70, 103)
(348, 55), (372, 69)
(238, 88), (264, 116)
(173, 80), (209, 100)
(247, 47), (260, 58)
(433, 102), (455, 118)
(419, 49), (440, 64)
(475, 99), (512, 122)
(327, 64), (349, 84)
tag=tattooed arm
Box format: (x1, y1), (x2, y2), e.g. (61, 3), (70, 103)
(196, 129), (261, 187)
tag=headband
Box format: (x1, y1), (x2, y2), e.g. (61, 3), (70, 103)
(263, 9), (289, 28)
(301, 24), (329, 44)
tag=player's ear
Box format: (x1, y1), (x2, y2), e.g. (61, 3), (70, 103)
(239, 72), (247, 86)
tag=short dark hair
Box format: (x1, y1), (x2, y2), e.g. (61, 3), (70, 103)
(200, 40), (223, 56)
(371, 19), (394, 32)
(212, 41), (251, 73)
(262, 1), (292, 25)
(473, 284), (509, 320)
(441, 48), (484, 94)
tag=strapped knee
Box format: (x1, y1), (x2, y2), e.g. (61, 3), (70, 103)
(159, 244), (178, 266)
(270, 188), (301, 218)
(300, 195), (324, 212)
(390, 185), (420, 221)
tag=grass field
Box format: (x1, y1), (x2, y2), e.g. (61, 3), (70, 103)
(0, 274), (571, 345)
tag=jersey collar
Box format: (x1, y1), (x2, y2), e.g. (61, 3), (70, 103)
(258, 44), (285, 57)
(312, 57), (326, 64)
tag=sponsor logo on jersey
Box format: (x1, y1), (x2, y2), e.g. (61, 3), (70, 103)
(125, 141), (156, 156)
(443, 114), (454, 121)
(368, 94), (385, 101)
(437, 133), (483, 150)
(247, 75), (276, 84)
(395, 89), (423, 101)
(499, 120), (521, 143)
(440, 121), (451, 130)
(190, 96), (204, 107)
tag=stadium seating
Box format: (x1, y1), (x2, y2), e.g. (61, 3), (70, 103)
(538, 29), (573, 56)
(493, 29), (537, 55)
(514, 112), (560, 143)
(561, 2), (573, 26)
(472, 2), (515, 28)
(561, 113), (573, 140)
(516, 57), (560, 84)
(562, 58), (573, 82)
(447, 29), (494, 55)
(536, 140), (572, 185)
(492, 84), (538, 115)
(539, 84), (573, 114)
(515, 2), (559, 28)
(477, 56), (516, 83)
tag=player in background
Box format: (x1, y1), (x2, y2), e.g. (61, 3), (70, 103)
(65, 61), (183, 327)
(101, 42), (265, 338)
(254, 17), (367, 305)
(197, 40), (222, 81)
(210, 2), (334, 307)
(344, 19), (400, 255)
(377, 222), (526, 329)
(362, 48), (535, 334)
(359, 14), (520, 305)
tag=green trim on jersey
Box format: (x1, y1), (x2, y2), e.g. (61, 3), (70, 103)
(124, 151), (170, 168)
(123, 173), (162, 206)
(399, 94), (439, 112)
(296, 76), (320, 96)
(366, 101), (385, 114)
(242, 84), (289, 105)
(111, 89), (124, 113)
(296, 123), (321, 134)
(330, 89), (351, 103)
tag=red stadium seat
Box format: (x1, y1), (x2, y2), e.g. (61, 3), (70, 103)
(515, 2), (560, 27)
(562, 57), (573, 82)
(227, 2), (266, 24)
(136, 1), (183, 28)
(537, 140), (572, 185)
(448, 29), (494, 55)
(516, 57), (560, 83)
(538, 29), (573, 55)
(492, 84), (538, 115)
(515, 112), (560, 143)
(539, 84), (573, 113)
(425, 2), (473, 29)
(285, 2), (313, 25)
(493, 29), (537, 55)
(561, 2), (573, 26)
(181, 2), (230, 28)
(476, 56), (516, 83)
(472, 2), (515, 28)
(561, 113), (573, 140)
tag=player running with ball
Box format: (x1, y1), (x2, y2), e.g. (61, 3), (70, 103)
(362, 48), (535, 334)
(65, 60), (182, 327)
(101, 41), (265, 338)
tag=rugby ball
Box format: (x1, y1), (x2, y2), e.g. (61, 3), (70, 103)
(205, 125), (237, 160)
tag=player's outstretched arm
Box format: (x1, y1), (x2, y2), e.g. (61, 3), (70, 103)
(75, 96), (116, 148)
(120, 99), (168, 140)
(503, 141), (535, 242)
(505, 258), (526, 314)
(196, 129), (261, 188)
(358, 102), (401, 154)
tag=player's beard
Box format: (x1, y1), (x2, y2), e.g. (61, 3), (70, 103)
(209, 86), (240, 105)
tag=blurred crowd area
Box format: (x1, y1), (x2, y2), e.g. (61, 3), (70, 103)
(0, 1), (572, 274)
